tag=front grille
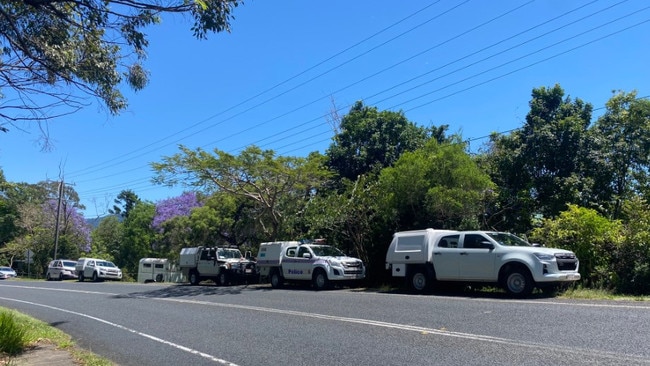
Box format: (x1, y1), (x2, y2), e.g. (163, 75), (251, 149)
(555, 253), (578, 271)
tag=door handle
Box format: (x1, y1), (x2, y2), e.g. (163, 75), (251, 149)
(460, 252), (468, 256)
(433, 252), (441, 255)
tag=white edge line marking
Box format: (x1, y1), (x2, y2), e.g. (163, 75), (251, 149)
(0, 296), (238, 366)
(157, 296), (650, 364)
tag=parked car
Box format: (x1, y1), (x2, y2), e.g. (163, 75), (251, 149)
(46, 259), (79, 281)
(0, 266), (17, 279)
(76, 258), (123, 282)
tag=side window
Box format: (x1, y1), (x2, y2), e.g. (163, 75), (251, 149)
(438, 235), (459, 248)
(200, 250), (210, 260)
(88, 261), (95, 267)
(297, 247), (310, 258)
(286, 247), (297, 257)
(463, 234), (488, 249)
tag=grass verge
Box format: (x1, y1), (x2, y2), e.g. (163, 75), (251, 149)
(0, 307), (113, 365)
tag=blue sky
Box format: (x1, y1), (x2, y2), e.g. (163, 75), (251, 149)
(1, 0), (648, 218)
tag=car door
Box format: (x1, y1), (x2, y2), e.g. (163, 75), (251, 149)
(431, 234), (461, 280)
(285, 246), (313, 280)
(457, 233), (498, 281)
(84, 260), (96, 278)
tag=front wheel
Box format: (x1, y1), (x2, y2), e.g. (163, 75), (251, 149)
(312, 269), (329, 291)
(216, 271), (228, 286)
(59, 273), (64, 281)
(92, 272), (99, 282)
(504, 269), (534, 297)
(79, 273), (85, 282)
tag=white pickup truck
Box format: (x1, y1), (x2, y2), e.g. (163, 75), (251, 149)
(385, 229), (581, 297)
(257, 240), (366, 290)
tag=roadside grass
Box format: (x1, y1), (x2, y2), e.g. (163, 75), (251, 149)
(0, 307), (113, 365)
(558, 287), (650, 301)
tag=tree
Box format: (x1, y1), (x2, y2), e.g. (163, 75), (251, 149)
(378, 137), (494, 230)
(0, 0), (241, 136)
(90, 215), (123, 261)
(109, 189), (140, 218)
(118, 201), (156, 278)
(152, 192), (202, 230)
(152, 146), (332, 240)
(326, 101), (441, 181)
(481, 84), (593, 231)
(590, 91), (650, 218)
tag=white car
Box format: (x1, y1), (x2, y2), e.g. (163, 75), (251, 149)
(0, 266), (17, 279)
(76, 258), (123, 282)
(46, 259), (79, 281)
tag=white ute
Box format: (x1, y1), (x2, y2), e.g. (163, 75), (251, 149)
(257, 240), (366, 290)
(385, 229), (581, 297)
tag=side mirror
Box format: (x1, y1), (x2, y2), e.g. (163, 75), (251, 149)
(302, 253), (312, 259)
(480, 241), (495, 250)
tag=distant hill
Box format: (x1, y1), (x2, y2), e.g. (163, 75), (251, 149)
(86, 214), (122, 228)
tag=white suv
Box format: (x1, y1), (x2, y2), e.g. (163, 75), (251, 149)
(76, 258), (123, 282)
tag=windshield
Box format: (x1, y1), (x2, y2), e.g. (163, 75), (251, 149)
(0, 267), (13, 271)
(486, 232), (531, 247)
(96, 261), (116, 268)
(218, 249), (243, 259)
(310, 245), (345, 257)
(63, 261), (77, 267)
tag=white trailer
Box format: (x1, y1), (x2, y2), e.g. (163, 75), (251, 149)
(137, 258), (184, 283)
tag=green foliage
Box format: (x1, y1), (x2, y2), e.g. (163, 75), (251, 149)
(0, 0), (241, 133)
(591, 91), (650, 218)
(89, 215), (124, 260)
(530, 205), (622, 288)
(326, 101), (441, 181)
(483, 84), (593, 231)
(118, 202), (156, 276)
(108, 190), (141, 218)
(152, 145), (332, 241)
(0, 311), (26, 355)
(613, 197), (650, 294)
(379, 137), (494, 230)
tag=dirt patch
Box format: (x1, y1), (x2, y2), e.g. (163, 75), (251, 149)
(2, 341), (78, 366)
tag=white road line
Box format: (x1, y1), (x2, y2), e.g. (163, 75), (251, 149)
(0, 296), (238, 366)
(157, 296), (650, 364)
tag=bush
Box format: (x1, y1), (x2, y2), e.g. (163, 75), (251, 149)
(0, 311), (26, 355)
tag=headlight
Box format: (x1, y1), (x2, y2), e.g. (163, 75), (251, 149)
(328, 259), (341, 267)
(534, 252), (555, 261)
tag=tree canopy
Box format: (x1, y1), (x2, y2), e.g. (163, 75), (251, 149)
(0, 0), (241, 135)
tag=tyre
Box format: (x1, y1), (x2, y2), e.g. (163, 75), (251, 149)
(59, 273), (64, 281)
(189, 271), (200, 286)
(46, 273), (51, 281)
(216, 272), (228, 286)
(312, 269), (329, 291)
(409, 266), (434, 293)
(503, 268), (534, 297)
(79, 273), (85, 282)
(92, 272), (99, 282)
(270, 269), (283, 289)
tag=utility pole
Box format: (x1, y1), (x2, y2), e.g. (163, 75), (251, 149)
(53, 179), (64, 260)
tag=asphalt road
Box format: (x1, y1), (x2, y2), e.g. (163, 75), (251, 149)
(1, 280), (649, 366)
